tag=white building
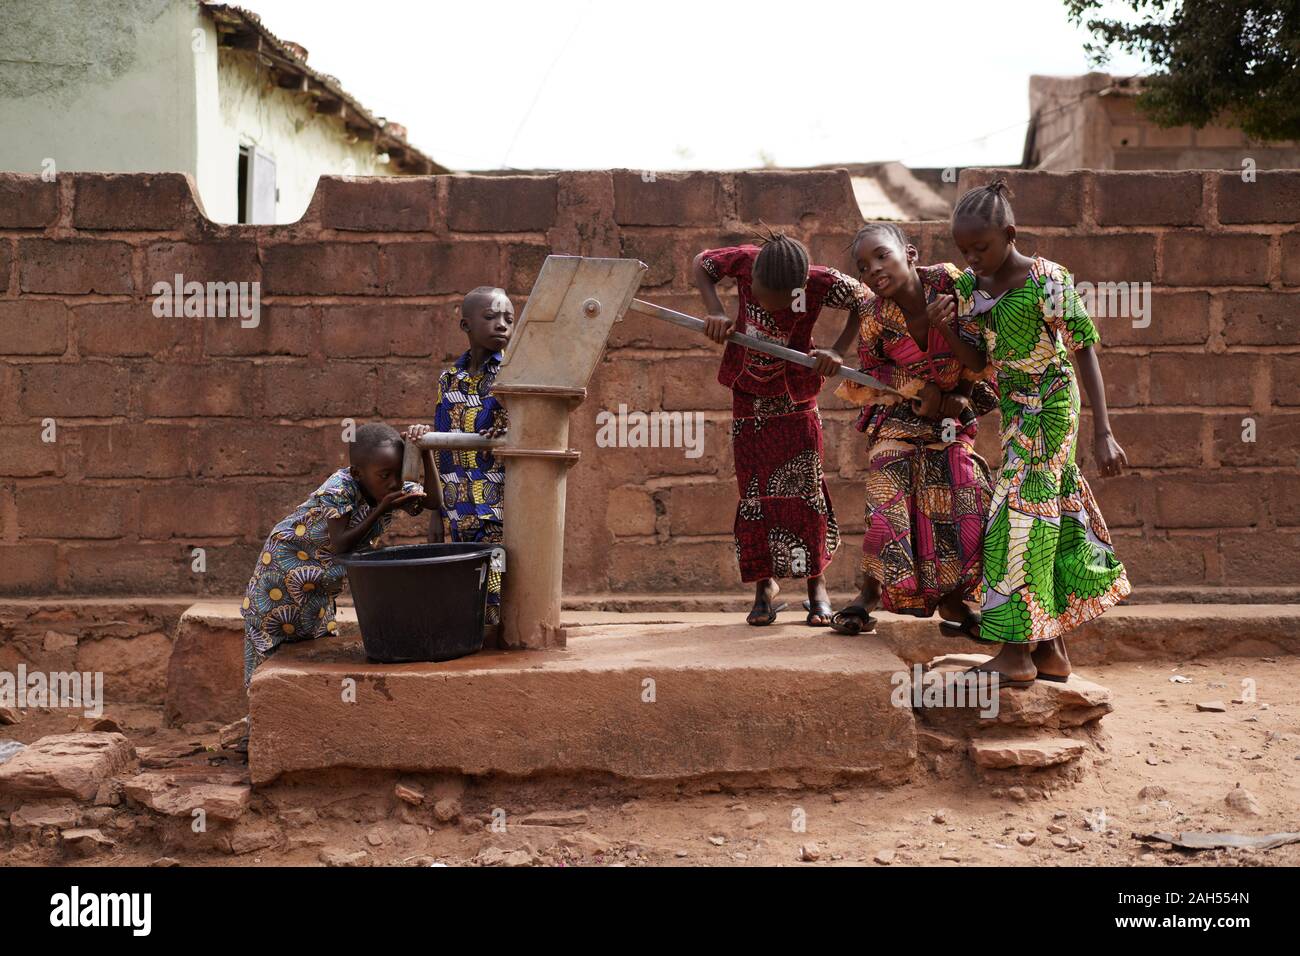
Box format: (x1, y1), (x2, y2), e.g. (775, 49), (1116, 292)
(0, 0), (444, 223)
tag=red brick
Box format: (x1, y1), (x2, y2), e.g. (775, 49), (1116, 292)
(379, 240), (498, 295)
(0, 424), (63, 477)
(580, 417), (732, 484)
(0, 240), (10, 293)
(1283, 232), (1300, 286)
(72, 173), (195, 230)
(1218, 531), (1300, 585)
(263, 242), (379, 294)
(196, 424), (320, 477)
(1100, 291), (1209, 346)
(191, 542), (263, 594)
(1212, 413), (1300, 467)
(736, 170), (859, 227)
(659, 356), (732, 411)
(135, 363), (258, 417)
(375, 366), (440, 419)
(619, 232), (683, 289)
(503, 242), (549, 296)
(1030, 234), (1155, 284)
(809, 232), (861, 276)
(138, 483), (252, 538)
(1149, 353), (1256, 406)
(1106, 412), (1204, 468)
(1085, 472), (1147, 528)
(320, 303), (437, 357)
(825, 478), (865, 534)
(17, 238), (134, 294)
(1271, 474), (1300, 526)
(0, 174), (59, 228)
(956, 169), (1086, 227)
(16, 484), (127, 539)
(0, 300), (68, 355)
(319, 177), (439, 232)
(73, 300), (192, 357)
(63, 543), (187, 594)
(1098, 352), (1142, 407)
(665, 481), (736, 537)
(0, 544), (59, 593)
(588, 357), (665, 418)
(203, 303), (315, 357)
(1273, 356), (1300, 405)
(1152, 475), (1262, 528)
(1109, 531), (1208, 585)
(447, 176), (557, 233)
(260, 364), (377, 418)
(79, 423), (191, 478)
(612, 171), (725, 226)
(143, 241), (260, 285)
(1159, 233), (1270, 286)
(1093, 171), (1203, 226)
(606, 485), (656, 537)
(19, 363), (130, 417)
(608, 539), (738, 590)
(1220, 292), (1299, 346)
(1216, 171), (1300, 224)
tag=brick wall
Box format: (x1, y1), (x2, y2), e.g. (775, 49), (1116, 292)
(0, 168), (1296, 600)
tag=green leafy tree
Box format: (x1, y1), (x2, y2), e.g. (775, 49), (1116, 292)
(1065, 1), (1300, 140)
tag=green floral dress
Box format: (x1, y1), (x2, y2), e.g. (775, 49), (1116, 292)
(954, 257), (1129, 643)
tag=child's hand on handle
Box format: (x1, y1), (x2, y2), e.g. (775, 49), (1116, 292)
(404, 423), (431, 442)
(1095, 431), (1129, 478)
(809, 347), (843, 377)
(703, 311), (736, 345)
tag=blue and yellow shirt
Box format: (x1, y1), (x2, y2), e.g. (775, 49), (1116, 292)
(434, 350), (506, 539)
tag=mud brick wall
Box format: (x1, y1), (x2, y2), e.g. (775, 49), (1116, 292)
(0, 168), (1297, 599)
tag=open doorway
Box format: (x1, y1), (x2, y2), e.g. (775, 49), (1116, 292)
(237, 145), (278, 224)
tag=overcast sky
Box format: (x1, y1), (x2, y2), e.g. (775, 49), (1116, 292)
(239, 0), (1149, 173)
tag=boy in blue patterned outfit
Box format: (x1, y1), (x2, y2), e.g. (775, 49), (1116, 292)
(405, 287), (513, 628)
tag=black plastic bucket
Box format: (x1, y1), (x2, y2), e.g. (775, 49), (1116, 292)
(339, 542), (502, 663)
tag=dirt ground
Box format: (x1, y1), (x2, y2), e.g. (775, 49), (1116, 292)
(2, 654), (1297, 868)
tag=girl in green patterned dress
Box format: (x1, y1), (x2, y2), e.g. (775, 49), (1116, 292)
(932, 179), (1131, 687)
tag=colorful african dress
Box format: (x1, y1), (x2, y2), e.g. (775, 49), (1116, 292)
(434, 350), (506, 623)
(954, 256), (1130, 643)
(700, 245), (867, 582)
(835, 263), (997, 616)
(242, 468), (423, 684)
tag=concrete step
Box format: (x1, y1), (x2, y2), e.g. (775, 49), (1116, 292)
(169, 601), (1300, 730)
(248, 620), (917, 786)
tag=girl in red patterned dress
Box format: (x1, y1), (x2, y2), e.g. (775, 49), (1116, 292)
(691, 231), (868, 626)
(830, 223), (996, 637)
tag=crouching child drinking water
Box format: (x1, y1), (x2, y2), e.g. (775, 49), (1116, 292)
(242, 423), (435, 686)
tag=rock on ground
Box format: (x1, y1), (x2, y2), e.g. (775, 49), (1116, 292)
(0, 733), (136, 801)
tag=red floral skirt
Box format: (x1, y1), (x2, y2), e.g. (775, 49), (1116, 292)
(732, 392), (839, 583)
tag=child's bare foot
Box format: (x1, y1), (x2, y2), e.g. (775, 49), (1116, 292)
(830, 581), (880, 635)
(967, 643), (1037, 687)
(1031, 637), (1072, 682)
(803, 575), (832, 626)
(747, 578), (785, 626)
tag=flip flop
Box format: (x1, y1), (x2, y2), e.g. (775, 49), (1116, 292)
(746, 599), (787, 627)
(1035, 672), (1070, 683)
(803, 599), (833, 627)
(938, 612), (994, 644)
(829, 604), (876, 636)
(963, 664), (1035, 690)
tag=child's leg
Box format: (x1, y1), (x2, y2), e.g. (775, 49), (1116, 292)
(1031, 636), (1071, 679)
(804, 574), (831, 625)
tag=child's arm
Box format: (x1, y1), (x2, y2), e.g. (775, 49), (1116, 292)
(692, 252), (735, 344)
(932, 294), (988, 373)
(326, 490), (419, 554)
(1074, 345), (1128, 477)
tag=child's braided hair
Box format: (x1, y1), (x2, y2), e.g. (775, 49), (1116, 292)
(750, 224), (809, 292)
(953, 177), (1016, 228)
(850, 221), (911, 252)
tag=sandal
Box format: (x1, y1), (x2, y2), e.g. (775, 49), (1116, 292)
(829, 604), (876, 636)
(963, 664), (1035, 690)
(938, 611), (994, 644)
(803, 599), (833, 627)
(1035, 671), (1070, 683)
(747, 599), (787, 627)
